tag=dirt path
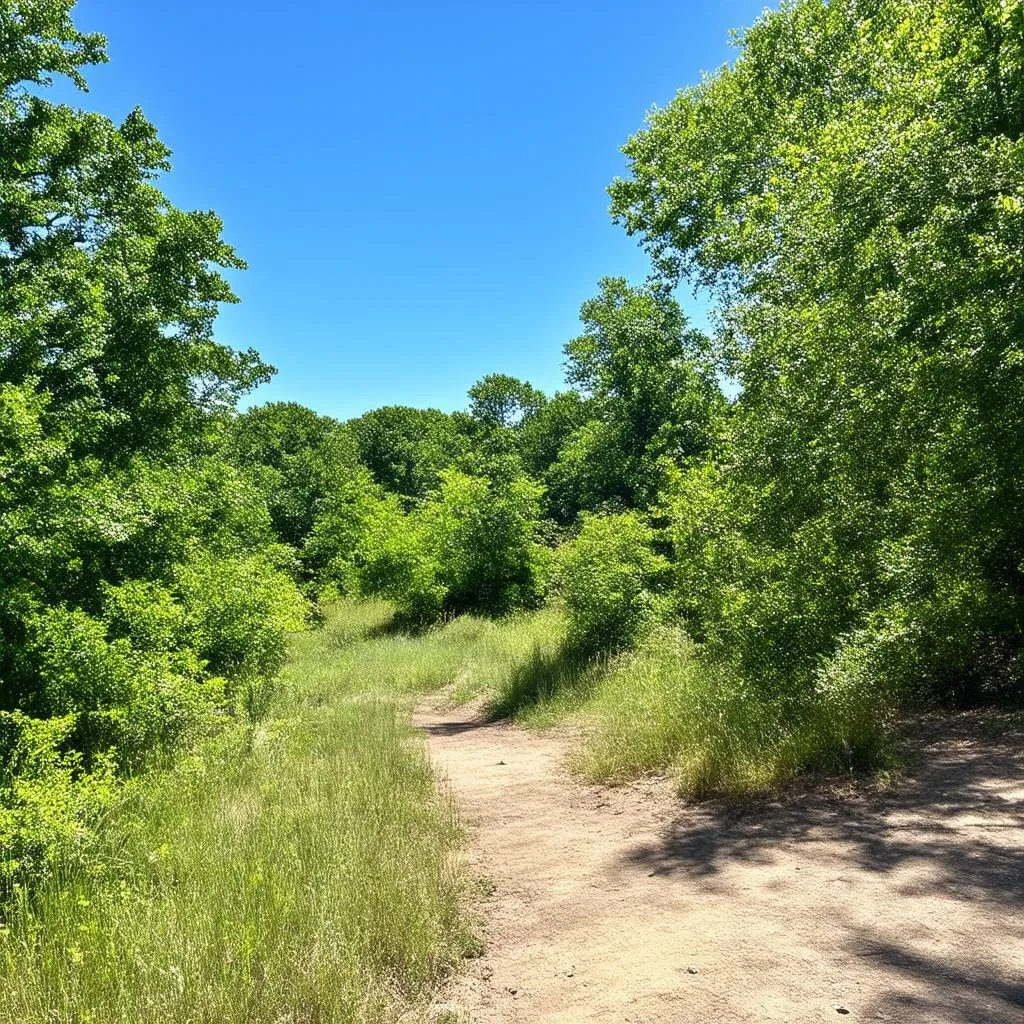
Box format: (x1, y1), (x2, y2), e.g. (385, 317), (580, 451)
(414, 703), (1024, 1023)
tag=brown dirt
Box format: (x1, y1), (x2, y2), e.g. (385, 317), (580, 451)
(413, 703), (1024, 1024)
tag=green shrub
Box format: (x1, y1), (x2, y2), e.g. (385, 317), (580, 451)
(557, 512), (670, 654)
(334, 459), (550, 622)
(573, 626), (893, 797)
(175, 551), (309, 682)
(356, 496), (447, 622)
(303, 469), (399, 597)
(0, 712), (118, 898)
(422, 460), (550, 616)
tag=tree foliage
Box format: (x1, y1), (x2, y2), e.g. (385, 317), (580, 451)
(611, 0), (1024, 703)
(0, 1), (306, 893)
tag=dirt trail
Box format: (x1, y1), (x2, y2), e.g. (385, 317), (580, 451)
(414, 702), (1024, 1023)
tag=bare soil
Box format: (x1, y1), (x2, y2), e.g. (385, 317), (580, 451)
(414, 703), (1024, 1023)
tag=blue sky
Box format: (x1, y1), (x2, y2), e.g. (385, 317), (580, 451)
(62, 1), (767, 420)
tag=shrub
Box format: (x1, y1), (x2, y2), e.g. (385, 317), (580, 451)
(0, 712), (118, 898)
(557, 512), (670, 654)
(422, 461), (549, 616)
(302, 469), (394, 596)
(334, 459), (550, 622)
(174, 551), (309, 682)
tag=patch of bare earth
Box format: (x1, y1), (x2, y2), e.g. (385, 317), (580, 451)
(414, 703), (1024, 1023)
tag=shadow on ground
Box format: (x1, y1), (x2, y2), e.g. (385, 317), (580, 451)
(621, 717), (1024, 1022)
(627, 729), (1023, 897)
(853, 930), (1024, 1023)
(417, 715), (511, 739)
(485, 644), (603, 721)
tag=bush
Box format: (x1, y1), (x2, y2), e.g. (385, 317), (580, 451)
(358, 500), (447, 622)
(422, 461), (549, 615)
(326, 458), (550, 622)
(174, 551), (309, 682)
(0, 712), (118, 898)
(302, 469), (396, 597)
(557, 512), (670, 654)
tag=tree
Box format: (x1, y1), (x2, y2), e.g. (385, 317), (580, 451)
(468, 373), (546, 429)
(347, 405), (473, 498)
(610, 0), (1024, 700)
(0, 0), (304, 893)
(0, 1), (272, 463)
(543, 278), (724, 522)
(226, 402), (360, 549)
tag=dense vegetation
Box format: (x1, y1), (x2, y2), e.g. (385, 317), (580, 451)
(2, 0), (1023, 1016)
(1, 602), (472, 1024)
(0, 0), (311, 901)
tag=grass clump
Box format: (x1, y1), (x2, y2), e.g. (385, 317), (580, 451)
(0, 603), (472, 1024)
(571, 627), (893, 798)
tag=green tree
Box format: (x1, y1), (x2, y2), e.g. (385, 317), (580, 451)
(545, 278), (724, 522)
(347, 405), (473, 498)
(227, 402), (360, 549)
(0, 2), (271, 462)
(557, 512), (671, 654)
(468, 373), (546, 429)
(0, 1), (304, 892)
(610, 0), (1024, 701)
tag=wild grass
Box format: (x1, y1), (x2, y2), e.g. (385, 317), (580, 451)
(309, 599), (566, 704)
(0, 602), (473, 1024)
(298, 600), (892, 800)
(487, 617), (893, 798)
(0, 597), (894, 1023)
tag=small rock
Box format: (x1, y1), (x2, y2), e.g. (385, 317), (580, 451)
(505, 986), (518, 995)
(497, 760), (507, 765)
(835, 1008), (850, 1016)
(687, 967), (699, 975)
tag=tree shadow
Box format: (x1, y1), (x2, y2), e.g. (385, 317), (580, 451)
(485, 644), (605, 721)
(618, 716), (1024, 1019)
(626, 730), (1023, 899)
(610, 720), (1019, 1024)
(416, 715), (509, 739)
(851, 931), (1024, 1023)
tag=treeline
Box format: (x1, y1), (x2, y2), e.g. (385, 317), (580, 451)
(4, 0), (1024, 897)
(241, 0), (1024, 741)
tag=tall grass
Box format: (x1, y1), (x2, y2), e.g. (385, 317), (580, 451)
(487, 618), (893, 797)
(309, 600), (891, 799)
(0, 603), (473, 1024)
(0, 597), (893, 1023)
(311, 600), (566, 704)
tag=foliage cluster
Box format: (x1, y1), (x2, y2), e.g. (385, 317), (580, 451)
(0, 2), (308, 896)
(609, 0), (1024, 721)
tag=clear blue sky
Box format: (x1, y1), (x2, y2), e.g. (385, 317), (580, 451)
(62, 1), (767, 420)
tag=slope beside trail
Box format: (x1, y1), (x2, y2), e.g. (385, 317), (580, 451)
(413, 701), (1024, 1024)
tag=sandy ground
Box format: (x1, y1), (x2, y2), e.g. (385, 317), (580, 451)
(413, 703), (1024, 1024)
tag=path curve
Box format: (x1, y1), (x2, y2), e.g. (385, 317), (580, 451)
(414, 702), (1024, 1023)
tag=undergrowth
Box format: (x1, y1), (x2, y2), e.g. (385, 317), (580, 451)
(479, 614), (894, 798)
(322, 601), (894, 799)
(0, 603), (473, 1024)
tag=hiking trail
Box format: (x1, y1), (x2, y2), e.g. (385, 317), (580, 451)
(414, 702), (1024, 1023)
